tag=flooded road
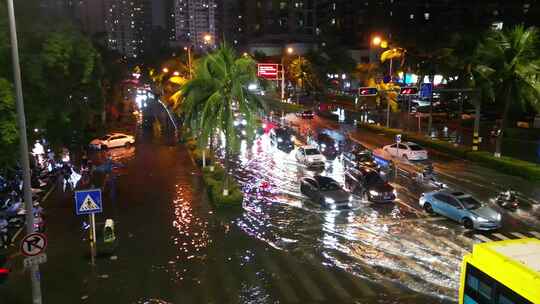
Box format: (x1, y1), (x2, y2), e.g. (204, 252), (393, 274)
(2, 115), (538, 303)
(223, 116), (540, 302)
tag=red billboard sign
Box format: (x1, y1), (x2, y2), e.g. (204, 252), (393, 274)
(257, 63), (279, 80)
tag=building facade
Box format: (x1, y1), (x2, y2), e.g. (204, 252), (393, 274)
(104, 0), (152, 58)
(171, 0), (218, 49)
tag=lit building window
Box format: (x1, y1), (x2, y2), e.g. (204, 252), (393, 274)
(424, 12), (429, 20)
(410, 14), (414, 19)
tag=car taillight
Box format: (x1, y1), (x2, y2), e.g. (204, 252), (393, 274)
(0, 268), (9, 275)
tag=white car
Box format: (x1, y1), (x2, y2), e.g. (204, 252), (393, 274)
(383, 142), (428, 160)
(295, 145), (326, 168)
(90, 133), (135, 149)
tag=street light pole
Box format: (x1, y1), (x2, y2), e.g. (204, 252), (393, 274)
(281, 56), (285, 102)
(187, 46), (192, 79)
(6, 0), (43, 303)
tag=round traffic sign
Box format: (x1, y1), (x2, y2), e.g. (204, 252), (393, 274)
(20, 233), (47, 257)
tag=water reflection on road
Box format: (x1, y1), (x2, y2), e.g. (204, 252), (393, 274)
(231, 135), (464, 301)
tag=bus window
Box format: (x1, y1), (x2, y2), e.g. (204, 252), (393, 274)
(464, 263), (533, 304)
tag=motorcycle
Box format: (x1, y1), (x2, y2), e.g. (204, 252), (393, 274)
(495, 191), (519, 210)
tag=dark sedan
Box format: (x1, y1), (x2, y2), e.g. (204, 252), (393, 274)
(300, 175), (352, 210)
(342, 146), (379, 170)
(345, 167), (396, 203)
(310, 133), (339, 160)
(269, 127), (295, 153)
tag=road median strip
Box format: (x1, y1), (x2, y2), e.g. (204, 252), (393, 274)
(357, 123), (540, 181)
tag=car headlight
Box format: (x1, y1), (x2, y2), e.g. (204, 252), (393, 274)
(277, 138), (283, 142)
(324, 197), (335, 204)
(496, 213), (502, 221)
(369, 190), (379, 196)
(290, 136), (295, 141)
(321, 144), (326, 148)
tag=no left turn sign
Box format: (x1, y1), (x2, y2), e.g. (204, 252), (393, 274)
(20, 233), (47, 257)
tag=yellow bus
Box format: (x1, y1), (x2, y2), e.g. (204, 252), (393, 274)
(459, 238), (540, 304)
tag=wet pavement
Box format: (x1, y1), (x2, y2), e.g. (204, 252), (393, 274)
(1, 113), (539, 304)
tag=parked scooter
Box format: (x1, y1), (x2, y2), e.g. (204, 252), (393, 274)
(495, 190), (519, 210)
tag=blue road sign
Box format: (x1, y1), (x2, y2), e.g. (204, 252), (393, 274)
(420, 83), (433, 99)
(74, 189), (102, 215)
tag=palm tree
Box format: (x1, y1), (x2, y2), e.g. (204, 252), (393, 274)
(288, 56), (319, 97)
(181, 44), (263, 195)
(476, 25), (540, 157)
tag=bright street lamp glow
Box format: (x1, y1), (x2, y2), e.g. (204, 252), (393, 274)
(162, 67), (169, 73)
(372, 36), (382, 46)
(287, 47), (294, 54)
(203, 34), (212, 43)
(173, 71), (180, 76)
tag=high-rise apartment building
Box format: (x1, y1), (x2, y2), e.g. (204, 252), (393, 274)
(315, 0), (540, 49)
(171, 0), (218, 49)
(104, 0), (152, 58)
(73, 0), (107, 35)
(243, 0), (317, 43)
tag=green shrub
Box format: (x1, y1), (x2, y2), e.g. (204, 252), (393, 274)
(466, 152), (540, 181)
(186, 139), (197, 151)
(193, 148), (215, 166)
(201, 164), (243, 208)
(262, 97), (304, 113)
(504, 128), (540, 141)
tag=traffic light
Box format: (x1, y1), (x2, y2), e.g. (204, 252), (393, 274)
(399, 87), (419, 95)
(358, 87), (378, 96)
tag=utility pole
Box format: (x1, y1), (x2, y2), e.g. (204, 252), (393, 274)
(6, 0), (43, 303)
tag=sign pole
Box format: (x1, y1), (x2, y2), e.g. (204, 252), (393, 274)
(6, 0), (42, 302)
(75, 189), (102, 265)
(89, 213), (96, 265)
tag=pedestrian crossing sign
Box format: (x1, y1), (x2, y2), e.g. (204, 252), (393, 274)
(74, 189), (102, 215)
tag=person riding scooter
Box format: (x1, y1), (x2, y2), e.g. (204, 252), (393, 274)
(496, 189), (519, 209)
(416, 164), (445, 189)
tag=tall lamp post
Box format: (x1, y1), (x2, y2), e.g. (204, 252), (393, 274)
(6, 0), (43, 303)
(183, 46), (193, 79)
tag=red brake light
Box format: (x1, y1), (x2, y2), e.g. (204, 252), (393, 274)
(0, 268), (9, 274)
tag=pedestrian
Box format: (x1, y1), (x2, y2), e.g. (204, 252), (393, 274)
(81, 150), (89, 172)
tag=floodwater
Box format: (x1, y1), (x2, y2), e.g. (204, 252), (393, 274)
(2, 116), (539, 304)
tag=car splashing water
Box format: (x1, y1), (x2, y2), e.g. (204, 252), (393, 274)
(227, 135), (464, 301)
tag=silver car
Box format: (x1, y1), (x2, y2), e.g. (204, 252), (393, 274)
(419, 190), (502, 230)
(300, 176), (352, 210)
